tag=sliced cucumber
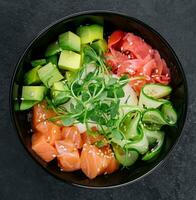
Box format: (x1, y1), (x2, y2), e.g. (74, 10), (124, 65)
(142, 127), (163, 145)
(21, 86), (46, 101)
(142, 107), (177, 129)
(125, 128), (149, 154)
(119, 110), (141, 140)
(113, 144), (139, 167)
(139, 84), (171, 108)
(142, 128), (164, 161)
(143, 84), (172, 99)
(142, 109), (168, 126)
(161, 103), (177, 125)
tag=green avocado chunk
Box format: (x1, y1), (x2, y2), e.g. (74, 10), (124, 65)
(76, 24), (103, 44)
(45, 41), (61, 57)
(51, 81), (70, 106)
(21, 86), (46, 101)
(24, 65), (41, 85)
(59, 31), (81, 52)
(58, 50), (81, 71)
(38, 63), (64, 88)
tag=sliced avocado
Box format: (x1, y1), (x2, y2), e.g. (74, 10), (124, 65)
(76, 24), (103, 44)
(20, 100), (38, 110)
(31, 59), (46, 67)
(51, 81), (70, 106)
(45, 41), (61, 57)
(21, 86), (46, 101)
(46, 55), (58, 66)
(58, 50), (81, 71)
(38, 63), (64, 88)
(65, 71), (78, 84)
(24, 65), (41, 85)
(91, 39), (107, 55)
(59, 31), (81, 52)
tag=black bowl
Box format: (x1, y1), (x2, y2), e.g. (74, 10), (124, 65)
(10, 11), (188, 189)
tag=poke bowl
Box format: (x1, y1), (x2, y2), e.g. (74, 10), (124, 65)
(10, 11), (188, 188)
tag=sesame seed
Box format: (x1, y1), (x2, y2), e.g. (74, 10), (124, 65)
(139, 73), (143, 75)
(52, 154), (56, 158)
(166, 73), (169, 77)
(104, 172), (108, 175)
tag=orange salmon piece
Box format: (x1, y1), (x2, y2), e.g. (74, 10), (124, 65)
(55, 140), (81, 172)
(80, 144), (109, 179)
(35, 120), (62, 145)
(101, 146), (119, 174)
(31, 132), (57, 162)
(62, 126), (83, 149)
(33, 100), (56, 126)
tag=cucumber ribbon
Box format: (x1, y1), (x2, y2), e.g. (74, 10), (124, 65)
(112, 84), (177, 164)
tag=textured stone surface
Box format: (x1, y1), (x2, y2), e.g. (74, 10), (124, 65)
(0, 0), (195, 199)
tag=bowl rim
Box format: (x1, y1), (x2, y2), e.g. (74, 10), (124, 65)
(9, 10), (188, 189)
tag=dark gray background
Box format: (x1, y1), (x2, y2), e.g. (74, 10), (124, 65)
(0, 0), (195, 199)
